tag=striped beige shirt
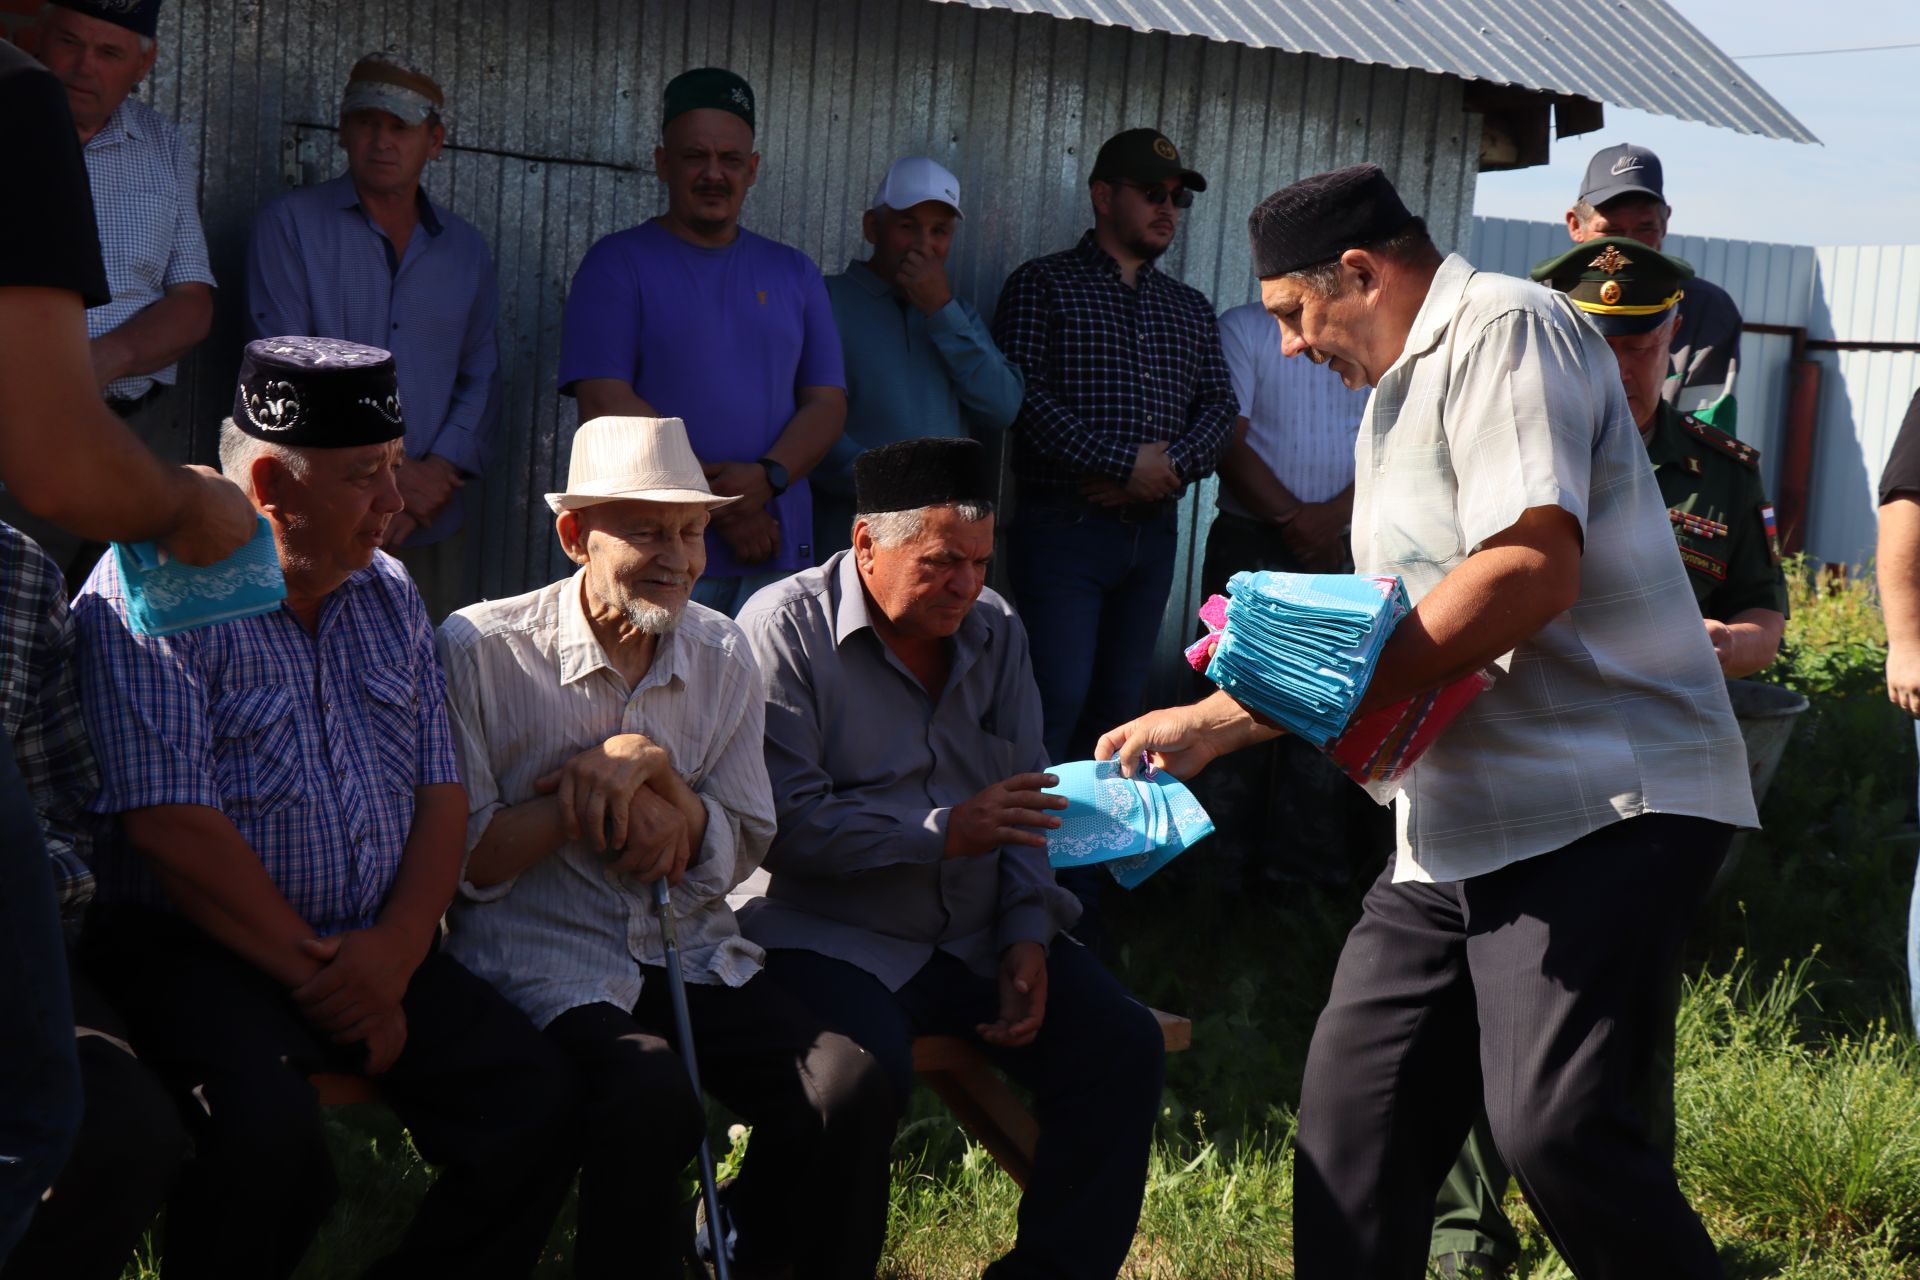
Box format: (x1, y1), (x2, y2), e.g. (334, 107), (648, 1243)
(437, 571), (774, 1028)
(1356, 255), (1758, 884)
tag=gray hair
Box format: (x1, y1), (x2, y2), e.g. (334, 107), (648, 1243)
(858, 501), (994, 548)
(1281, 217), (1437, 299)
(1571, 197), (1669, 229)
(218, 419), (311, 497)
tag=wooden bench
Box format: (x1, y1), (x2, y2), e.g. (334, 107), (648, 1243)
(312, 1008), (1191, 1189)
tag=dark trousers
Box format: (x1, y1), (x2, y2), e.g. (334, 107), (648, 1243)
(81, 910), (579, 1280)
(763, 941), (1165, 1280)
(1293, 814), (1729, 1280)
(1195, 512), (1387, 886)
(545, 968), (895, 1280)
(0, 738), (77, 1267)
(1007, 497), (1179, 930)
(3, 966), (191, 1280)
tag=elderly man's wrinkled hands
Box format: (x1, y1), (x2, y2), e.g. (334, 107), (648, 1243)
(536, 733), (672, 853)
(945, 771), (1065, 859)
(395, 455), (464, 525)
(977, 940), (1047, 1048)
(292, 925), (424, 1075)
(1888, 641), (1920, 718)
(159, 465), (258, 566)
(605, 784), (693, 886)
(381, 512), (419, 550)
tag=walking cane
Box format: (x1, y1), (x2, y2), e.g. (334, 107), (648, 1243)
(652, 877), (733, 1280)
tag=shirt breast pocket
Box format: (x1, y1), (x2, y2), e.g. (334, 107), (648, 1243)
(106, 184), (178, 289)
(1369, 436), (1463, 568)
(360, 668), (420, 792)
(209, 686), (306, 816)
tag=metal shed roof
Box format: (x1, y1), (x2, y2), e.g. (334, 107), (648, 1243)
(924, 0), (1818, 143)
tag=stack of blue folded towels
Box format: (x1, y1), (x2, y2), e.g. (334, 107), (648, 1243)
(1205, 569), (1409, 747)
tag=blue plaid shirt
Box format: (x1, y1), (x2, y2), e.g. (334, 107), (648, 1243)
(992, 230), (1236, 496)
(84, 95), (216, 401)
(73, 550), (461, 936)
(0, 524), (98, 920)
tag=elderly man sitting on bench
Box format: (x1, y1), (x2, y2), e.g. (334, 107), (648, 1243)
(736, 436), (1166, 1280)
(71, 338), (579, 1280)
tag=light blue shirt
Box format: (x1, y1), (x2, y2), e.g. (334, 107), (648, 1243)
(245, 174), (501, 545)
(815, 260), (1023, 498)
(84, 95), (216, 400)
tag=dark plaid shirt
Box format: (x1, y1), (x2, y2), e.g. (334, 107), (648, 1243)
(0, 523), (98, 919)
(993, 230), (1236, 495)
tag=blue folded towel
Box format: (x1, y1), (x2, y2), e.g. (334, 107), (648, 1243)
(1044, 759), (1215, 889)
(115, 514), (287, 637)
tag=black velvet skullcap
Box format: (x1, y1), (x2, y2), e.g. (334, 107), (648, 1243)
(854, 438), (995, 516)
(232, 337), (406, 447)
(1248, 163), (1417, 279)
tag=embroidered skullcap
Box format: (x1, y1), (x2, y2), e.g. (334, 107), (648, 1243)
(232, 337), (406, 447)
(854, 438), (995, 516)
(48, 0), (161, 39)
(1247, 163), (1417, 279)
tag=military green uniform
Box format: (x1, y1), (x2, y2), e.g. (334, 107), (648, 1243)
(1647, 400), (1789, 619)
(1427, 237), (1790, 1276)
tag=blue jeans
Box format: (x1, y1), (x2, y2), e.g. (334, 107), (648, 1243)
(0, 732), (80, 1264)
(1005, 499), (1180, 764)
(690, 568), (799, 618)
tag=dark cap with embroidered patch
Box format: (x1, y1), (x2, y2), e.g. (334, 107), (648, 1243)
(663, 67), (755, 133)
(232, 337), (406, 447)
(1089, 128), (1206, 192)
(48, 0), (162, 38)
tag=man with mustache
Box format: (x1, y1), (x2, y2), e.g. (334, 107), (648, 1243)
(1100, 165), (1756, 1280)
(2, 0), (219, 584)
(990, 127), (1235, 921)
(559, 68), (847, 615)
(70, 338), (580, 1279)
(437, 415), (893, 1280)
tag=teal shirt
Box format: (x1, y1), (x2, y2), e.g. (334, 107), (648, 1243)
(818, 259), (1024, 500)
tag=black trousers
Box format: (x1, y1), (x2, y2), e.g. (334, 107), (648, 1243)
(544, 967), (895, 1280)
(1293, 814), (1729, 1280)
(763, 940), (1165, 1280)
(2, 964), (191, 1280)
(81, 910), (579, 1280)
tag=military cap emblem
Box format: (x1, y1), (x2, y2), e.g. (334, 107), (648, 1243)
(1153, 136), (1178, 161)
(1589, 244), (1632, 275)
(1599, 280), (1622, 304)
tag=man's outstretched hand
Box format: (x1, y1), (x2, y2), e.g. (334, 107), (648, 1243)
(977, 940), (1047, 1048)
(1096, 690), (1275, 779)
(946, 772), (1066, 859)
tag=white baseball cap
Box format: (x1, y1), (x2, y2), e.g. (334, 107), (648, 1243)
(870, 156), (964, 219)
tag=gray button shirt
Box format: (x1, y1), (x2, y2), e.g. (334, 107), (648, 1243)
(735, 552), (1080, 990)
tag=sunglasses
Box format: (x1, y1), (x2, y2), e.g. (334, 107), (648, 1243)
(1120, 182), (1195, 209)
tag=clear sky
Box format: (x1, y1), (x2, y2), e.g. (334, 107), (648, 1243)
(1471, 0), (1920, 247)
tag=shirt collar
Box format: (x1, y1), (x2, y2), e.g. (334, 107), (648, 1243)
(1074, 229), (1155, 284)
(1397, 253), (1476, 365)
(87, 96), (138, 148)
(334, 173), (446, 237)
(556, 568), (685, 692)
(844, 259), (894, 299)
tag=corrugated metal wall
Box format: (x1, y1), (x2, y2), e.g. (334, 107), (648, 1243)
(147, 0), (1481, 639)
(1473, 217), (1920, 570)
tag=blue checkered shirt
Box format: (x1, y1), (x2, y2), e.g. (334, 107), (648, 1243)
(72, 550), (461, 936)
(0, 524), (98, 920)
(83, 95), (216, 401)
(992, 230), (1236, 495)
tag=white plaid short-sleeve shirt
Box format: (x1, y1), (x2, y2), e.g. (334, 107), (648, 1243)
(84, 95), (216, 400)
(1355, 255), (1758, 884)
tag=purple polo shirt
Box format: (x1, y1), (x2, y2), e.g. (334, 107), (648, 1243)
(557, 220), (845, 578)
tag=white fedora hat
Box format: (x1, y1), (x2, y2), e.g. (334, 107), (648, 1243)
(544, 416), (740, 513)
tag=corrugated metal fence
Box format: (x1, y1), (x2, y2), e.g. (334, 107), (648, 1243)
(145, 0), (1482, 668)
(1473, 216), (1919, 569)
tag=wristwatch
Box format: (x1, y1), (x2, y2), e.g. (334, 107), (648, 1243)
(756, 457), (790, 498)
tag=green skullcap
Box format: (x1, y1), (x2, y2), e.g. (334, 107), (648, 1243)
(663, 67), (755, 133)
